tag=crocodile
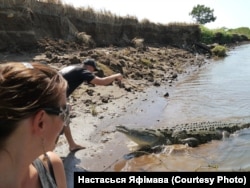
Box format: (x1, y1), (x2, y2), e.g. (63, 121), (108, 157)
(116, 121), (250, 148)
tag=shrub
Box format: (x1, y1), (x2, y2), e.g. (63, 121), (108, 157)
(200, 25), (214, 44)
(211, 45), (227, 57)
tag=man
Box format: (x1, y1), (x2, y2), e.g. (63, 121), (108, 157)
(59, 59), (123, 152)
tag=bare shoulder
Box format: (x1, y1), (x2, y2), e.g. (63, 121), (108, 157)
(46, 151), (63, 164)
(46, 151), (67, 187)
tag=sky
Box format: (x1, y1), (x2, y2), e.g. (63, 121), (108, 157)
(62, 0), (249, 29)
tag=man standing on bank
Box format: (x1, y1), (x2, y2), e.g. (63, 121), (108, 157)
(60, 58), (123, 152)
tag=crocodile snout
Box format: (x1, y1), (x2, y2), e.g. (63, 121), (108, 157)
(116, 125), (165, 147)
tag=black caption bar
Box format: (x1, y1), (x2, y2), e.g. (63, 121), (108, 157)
(74, 172), (249, 188)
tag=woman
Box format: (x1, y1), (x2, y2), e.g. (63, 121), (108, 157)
(0, 62), (68, 188)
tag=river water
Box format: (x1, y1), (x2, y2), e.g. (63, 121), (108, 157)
(114, 43), (250, 171)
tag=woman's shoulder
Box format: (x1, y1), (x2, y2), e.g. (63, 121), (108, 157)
(46, 151), (63, 164)
(36, 151), (63, 170)
(46, 151), (67, 188)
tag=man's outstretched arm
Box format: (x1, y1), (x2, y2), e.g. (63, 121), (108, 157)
(90, 73), (123, 86)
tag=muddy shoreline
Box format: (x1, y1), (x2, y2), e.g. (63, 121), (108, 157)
(0, 46), (209, 154)
(0, 45), (212, 188)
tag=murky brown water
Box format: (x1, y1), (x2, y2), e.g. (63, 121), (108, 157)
(110, 44), (250, 171)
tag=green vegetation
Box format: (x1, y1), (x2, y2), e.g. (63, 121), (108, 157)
(139, 58), (152, 67)
(91, 105), (98, 116)
(200, 25), (250, 45)
(200, 26), (215, 44)
(200, 26), (250, 57)
(227, 27), (250, 40)
(211, 45), (227, 57)
(189, 4), (216, 25)
(191, 4), (249, 57)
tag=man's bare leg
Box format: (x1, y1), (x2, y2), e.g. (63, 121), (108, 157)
(63, 125), (85, 152)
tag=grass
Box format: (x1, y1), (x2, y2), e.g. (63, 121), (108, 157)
(200, 25), (250, 45)
(91, 105), (98, 116)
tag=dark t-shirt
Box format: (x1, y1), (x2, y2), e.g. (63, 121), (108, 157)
(59, 65), (95, 97)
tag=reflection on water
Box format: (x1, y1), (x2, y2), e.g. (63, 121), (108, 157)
(116, 44), (250, 171)
(161, 48), (250, 124)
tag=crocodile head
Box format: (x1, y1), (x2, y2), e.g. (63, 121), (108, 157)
(116, 125), (166, 147)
